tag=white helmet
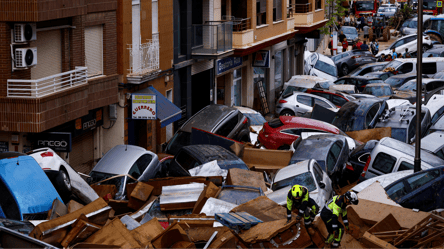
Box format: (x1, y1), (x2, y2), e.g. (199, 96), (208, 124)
(345, 191), (359, 205)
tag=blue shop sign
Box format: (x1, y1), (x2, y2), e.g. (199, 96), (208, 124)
(216, 57), (243, 75)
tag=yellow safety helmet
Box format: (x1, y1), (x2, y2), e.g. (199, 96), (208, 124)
(291, 185), (303, 199)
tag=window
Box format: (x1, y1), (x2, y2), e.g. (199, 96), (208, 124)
(275, 51), (283, 89)
(432, 106), (444, 123)
(423, 63), (437, 75)
(365, 104), (380, 128)
(281, 129), (301, 136)
(85, 25), (104, 77)
(31, 29), (62, 80)
(316, 0), (322, 9)
(335, 80), (346, 85)
(386, 181), (408, 201)
(233, 69), (242, 106)
(406, 170), (440, 191)
(332, 95), (348, 106)
(128, 154), (153, 178)
(273, 0), (282, 21)
(398, 63), (413, 74)
(380, 73), (390, 81)
(314, 98), (332, 109)
(313, 164), (323, 183)
(429, 81), (444, 91)
(176, 151), (199, 170)
(216, 115), (239, 137)
(398, 161), (414, 171)
(297, 95), (313, 106)
(327, 142), (342, 172)
(257, 0), (267, 26)
(360, 67), (373, 75)
(311, 92), (331, 101)
(405, 36), (416, 43)
(392, 39), (405, 48)
(373, 152), (397, 173)
(152, 0), (159, 37)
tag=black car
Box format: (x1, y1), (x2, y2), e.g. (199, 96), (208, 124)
(364, 71), (395, 82)
(349, 62), (389, 76)
(385, 165), (444, 212)
(165, 104), (251, 155)
(333, 76), (384, 92)
(166, 144), (249, 177)
(342, 140), (378, 183)
(332, 50), (377, 76)
(385, 73), (429, 89)
(291, 134), (349, 185)
(332, 98), (387, 132)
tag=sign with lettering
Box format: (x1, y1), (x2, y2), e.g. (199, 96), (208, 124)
(31, 132), (72, 152)
(132, 94), (157, 119)
(252, 50), (270, 68)
(72, 108), (104, 137)
(216, 57), (243, 75)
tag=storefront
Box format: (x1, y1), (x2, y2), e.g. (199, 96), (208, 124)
(215, 57), (244, 106)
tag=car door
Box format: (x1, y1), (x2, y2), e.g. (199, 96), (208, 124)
(311, 162), (332, 207)
(314, 97), (335, 109)
(394, 159), (414, 172)
(400, 169), (441, 211)
(296, 95), (314, 112)
(396, 62), (414, 74)
(365, 103), (381, 129)
(326, 141), (343, 177)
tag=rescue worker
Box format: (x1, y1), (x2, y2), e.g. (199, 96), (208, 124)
(286, 185), (319, 228)
(321, 191), (359, 248)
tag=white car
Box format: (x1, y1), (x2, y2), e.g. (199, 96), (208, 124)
(376, 34), (433, 58)
(267, 159), (333, 210)
(28, 147), (99, 203)
(425, 94), (444, 123)
(275, 92), (338, 117)
(233, 106), (267, 145)
(304, 51), (338, 84)
(351, 170), (414, 193)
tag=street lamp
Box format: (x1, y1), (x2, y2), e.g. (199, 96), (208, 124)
(415, 1), (423, 173)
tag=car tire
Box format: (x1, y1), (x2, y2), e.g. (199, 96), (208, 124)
(368, 28), (374, 42)
(280, 110), (295, 116)
(277, 145), (290, 150)
(428, 33), (442, 44)
(382, 27), (390, 42)
(422, 45), (430, 53)
(56, 168), (72, 196)
(341, 64), (349, 76)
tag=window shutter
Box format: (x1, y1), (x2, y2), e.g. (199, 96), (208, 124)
(276, 0), (282, 20)
(152, 0), (158, 35)
(31, 29), (62, 80)
(257, 0), (267, 13)
(84, 25), (103, 77)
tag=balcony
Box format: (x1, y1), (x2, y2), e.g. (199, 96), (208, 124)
(229, 17), (254, 49)
(292, 2), (328, 33)
(191, 21), (234, 59)
(127, 35), (160, 84)
(7, 67), (88, 98)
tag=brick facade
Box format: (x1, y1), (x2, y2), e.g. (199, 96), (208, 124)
(0, 0), (119, 133)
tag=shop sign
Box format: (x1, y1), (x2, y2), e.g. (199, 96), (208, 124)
(132, 94), (157, 120)
(216, 57), (243, 75)
(252, 50), (270, 68)
(73, 108), (104, 137)
(32, 132), (72, 152)
(0, 141), (8, 152)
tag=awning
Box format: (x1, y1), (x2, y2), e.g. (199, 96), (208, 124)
(133, 86), (182, 128)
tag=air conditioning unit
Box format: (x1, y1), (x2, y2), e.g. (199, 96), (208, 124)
(15, 47), (37, 68)
(14, 23), (37, 43)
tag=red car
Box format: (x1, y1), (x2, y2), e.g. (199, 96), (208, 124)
(258, 116), (342, 150)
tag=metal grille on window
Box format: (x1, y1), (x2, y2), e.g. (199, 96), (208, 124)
(85, 25), (104, 77)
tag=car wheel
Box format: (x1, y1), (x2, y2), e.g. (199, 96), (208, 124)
(422, 45), (429, 53)
(56, 168), (72, 196)
(341, 64), (349, 76)
(280, 110), (295, 116)
(277, 145), (290, 150)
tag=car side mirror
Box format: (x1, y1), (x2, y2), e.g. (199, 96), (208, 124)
(319, 181), (326, 189)
(78, 172), (92, 184)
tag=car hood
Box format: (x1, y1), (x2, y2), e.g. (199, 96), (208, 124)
(345, 34), (358, 40)
(352, 170), (414, 193)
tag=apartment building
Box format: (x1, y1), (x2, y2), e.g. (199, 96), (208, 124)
(173, 0), (328, 122)
(117, 0), (178, 153)
(0, 0), (119, 173)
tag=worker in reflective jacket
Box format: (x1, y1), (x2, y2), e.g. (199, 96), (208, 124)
(321, 191), (359, 248)
(286, 185), (319, 227)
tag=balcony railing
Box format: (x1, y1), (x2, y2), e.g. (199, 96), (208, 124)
(292, 3), (312, 13)
(128, 35), (160, 75)
(287, 6), (295, 17)
(7, 67), (88, 98)
(222, 16), (252, 32)
(192, 21), (233, 55)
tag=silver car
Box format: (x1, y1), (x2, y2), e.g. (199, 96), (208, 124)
(276, 92), (337, 116)
(89, 145), (160, 199)
(267, 159), (333, 210)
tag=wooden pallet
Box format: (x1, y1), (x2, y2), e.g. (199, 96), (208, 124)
(215, 212), (263, 233)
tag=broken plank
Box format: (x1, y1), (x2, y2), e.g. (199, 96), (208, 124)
(361, 231), (398, 249)
(393, 214), (433, 246)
